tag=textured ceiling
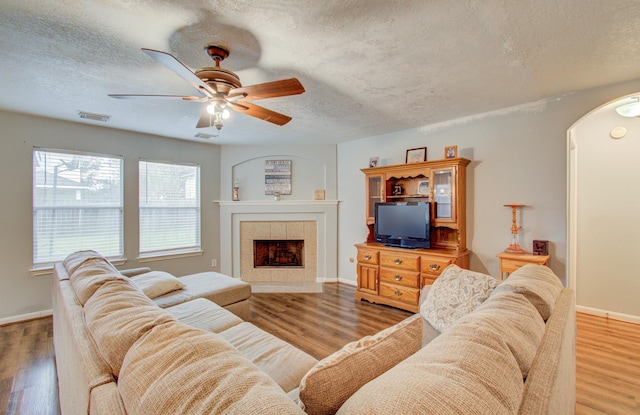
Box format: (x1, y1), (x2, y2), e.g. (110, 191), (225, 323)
(1, 1), (640, 146)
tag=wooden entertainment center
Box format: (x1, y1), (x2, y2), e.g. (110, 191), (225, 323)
(355, 158), (471, 312)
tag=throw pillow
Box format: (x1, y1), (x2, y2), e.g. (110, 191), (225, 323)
(130, 271), (185, 299)
(420, 265), (499, 332)
(299, 315), (422, 415)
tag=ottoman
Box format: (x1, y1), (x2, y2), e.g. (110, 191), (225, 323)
(152, 271), (252, 320)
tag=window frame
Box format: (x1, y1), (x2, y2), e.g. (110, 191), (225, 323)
(32, 148), (124, 269)
(138, 159), (202, 260)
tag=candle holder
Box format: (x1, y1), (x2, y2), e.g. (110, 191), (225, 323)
(504, 204), (525, 253)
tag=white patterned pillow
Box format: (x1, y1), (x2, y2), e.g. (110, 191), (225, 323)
(420, 265), (499, 332)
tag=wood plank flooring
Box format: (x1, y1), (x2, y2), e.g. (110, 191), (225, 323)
(575, 312), (640, 414)
(0, 317), (59, 415)
(1, 283), (639, 414)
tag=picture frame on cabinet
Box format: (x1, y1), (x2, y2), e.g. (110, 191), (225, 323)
(369, 157), (379, 168)
(533, 240), (549, 256)
(417, 180), (430, 196)
(406, 147), (427, 163)
(445, 145), (458, 159)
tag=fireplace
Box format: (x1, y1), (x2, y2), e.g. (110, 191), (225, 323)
(254, 239), (304, 267)
(218, 200), (338, 284)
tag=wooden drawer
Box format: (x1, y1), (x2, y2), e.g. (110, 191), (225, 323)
(420, 256), (451, 276)
(357, 249), (379, 265)
(501, 258), (528, 274)
(380, 252), (420, 271)
(380, 283), (420, 305)
(421, 274), (438, 286)
(380, 268), (420, 288)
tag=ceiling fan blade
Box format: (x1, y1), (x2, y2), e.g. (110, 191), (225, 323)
(228, 78), (305, 101)
(109, 94), (206, 101)
(141, 48), (215, 97)
(229, 101), (292, 126)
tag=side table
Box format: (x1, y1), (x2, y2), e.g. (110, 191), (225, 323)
(496, 252), (550, 280)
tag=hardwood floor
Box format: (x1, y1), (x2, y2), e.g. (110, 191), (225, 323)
(0, 317), (59, 415)
(575, 312), (640, 414)
(1, 283), (639, 414)
(249, 282), (412, 359)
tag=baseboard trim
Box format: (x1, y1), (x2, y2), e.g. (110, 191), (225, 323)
(337, 278), (357, 287)
(0, 309), (53, 326)
(576, 305), (640, 324)
(317, 277), (339, 283)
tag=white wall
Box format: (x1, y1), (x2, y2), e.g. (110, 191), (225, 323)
(219, 145), (337, 202)
(337, 77), (640, 286)
(0, 111), (221, 321)
(570, 98), (640, 319)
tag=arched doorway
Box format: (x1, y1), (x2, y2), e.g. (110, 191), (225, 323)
(568, 94), (640, 323)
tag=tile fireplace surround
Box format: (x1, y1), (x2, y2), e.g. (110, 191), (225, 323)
(218, 200), (339, 289)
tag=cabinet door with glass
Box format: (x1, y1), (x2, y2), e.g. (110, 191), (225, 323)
(432, 167), (457, 225)
(365, 173), (384, 224)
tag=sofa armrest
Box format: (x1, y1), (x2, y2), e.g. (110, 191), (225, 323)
(120, 267), (152, 277)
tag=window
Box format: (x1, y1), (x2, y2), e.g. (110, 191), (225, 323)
(139, 160), (201, 257)
(33, 149), (123, 267)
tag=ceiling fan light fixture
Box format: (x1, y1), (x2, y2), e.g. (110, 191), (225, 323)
(615, 98), (640, 117)
(222, 109), (230, 119)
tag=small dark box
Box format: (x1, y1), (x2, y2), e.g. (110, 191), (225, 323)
(533, 240), (549, 256)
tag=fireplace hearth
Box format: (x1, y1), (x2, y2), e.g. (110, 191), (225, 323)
(254, 239), (304, 268)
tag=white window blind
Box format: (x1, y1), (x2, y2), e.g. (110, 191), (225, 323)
(33, 149), (123, 267)
(139, 160), (201, 256)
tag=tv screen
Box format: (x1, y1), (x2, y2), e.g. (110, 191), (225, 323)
(374, 202), (430, 249)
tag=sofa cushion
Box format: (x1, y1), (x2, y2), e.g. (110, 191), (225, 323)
(83, 278), (176, 377)
(166, 298), (243, 333)
(152, 271), (251, 309)
(455, 290), (545, 378)
(299, 315), (422, 415)
(420, 265), (499, 332)
(219, 322), (318, 393)
(69, 258), (125, 305)
(63, 250), (106, 275)
(118, 321), (305, 415)
(492, 264), (563, 320)
(337, 308), (524, 415)
(130, 270), (185, 299)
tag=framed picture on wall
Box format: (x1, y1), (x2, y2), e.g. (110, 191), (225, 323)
(264, 160), (292, 195)
(444, 145), (458, 159)
(406, 147), (427, 163)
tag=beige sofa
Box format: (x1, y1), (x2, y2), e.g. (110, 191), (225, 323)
(52, 251), (575, 415)
(52, 251), (318, 415)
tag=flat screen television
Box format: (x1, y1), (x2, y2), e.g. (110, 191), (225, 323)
(374, 202), (430, 249)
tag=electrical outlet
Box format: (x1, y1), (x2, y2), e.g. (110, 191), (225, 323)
(211, 259), (217, 267)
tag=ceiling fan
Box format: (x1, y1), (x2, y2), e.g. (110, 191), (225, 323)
(109, 43), (305, 131)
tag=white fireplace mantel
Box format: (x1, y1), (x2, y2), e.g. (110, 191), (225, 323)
(216, 200), (339, 281)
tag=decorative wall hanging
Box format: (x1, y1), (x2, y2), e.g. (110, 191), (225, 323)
(265, 160), (292, 195)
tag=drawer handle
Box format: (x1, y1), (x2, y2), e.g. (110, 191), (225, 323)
(394, 274), (403, 281)
(394, 290), (403, 296)
(364, 254), (372, 260)
(429, 264), (441, 271)
(394, 258), (403, 265)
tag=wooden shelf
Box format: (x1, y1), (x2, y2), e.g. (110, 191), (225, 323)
(356, 158), (471, 311)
